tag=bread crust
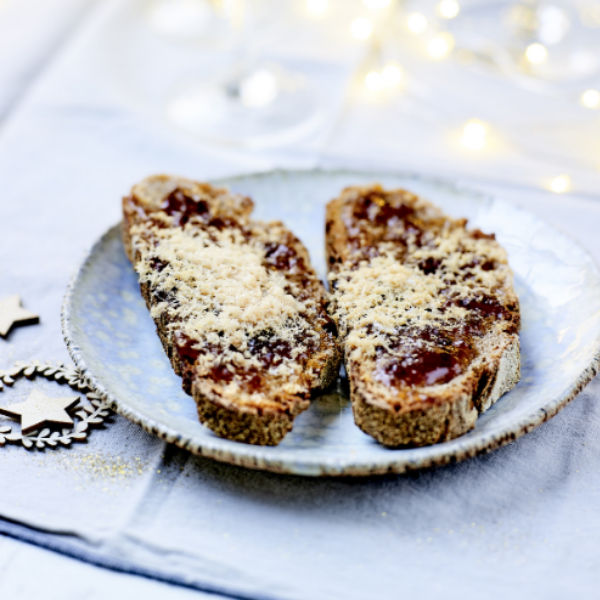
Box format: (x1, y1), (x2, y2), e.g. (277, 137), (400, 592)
(123, 175), (341, 446)
(326, 185), (521, 447)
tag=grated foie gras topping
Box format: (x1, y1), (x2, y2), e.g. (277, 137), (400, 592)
(131, 218), (323, 398)
(328, 185), (518, 392)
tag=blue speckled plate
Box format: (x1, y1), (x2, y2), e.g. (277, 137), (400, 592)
(62, 170), (600, 476)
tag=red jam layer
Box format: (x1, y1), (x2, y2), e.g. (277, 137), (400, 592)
(374, 326), (477, 388)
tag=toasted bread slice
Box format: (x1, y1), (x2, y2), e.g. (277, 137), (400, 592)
(326, 185), (520, 447)
(123, 175), (341, 445)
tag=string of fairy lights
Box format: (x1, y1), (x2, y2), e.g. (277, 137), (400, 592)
(147, 0), (600, 194)
(303, 0), (600, 195)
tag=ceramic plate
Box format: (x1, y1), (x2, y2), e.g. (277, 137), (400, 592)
(62, 170), (600, 476)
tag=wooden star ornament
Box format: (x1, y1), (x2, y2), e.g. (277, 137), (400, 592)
(0, 389), (79, 434)
(0, 295), (39, 337)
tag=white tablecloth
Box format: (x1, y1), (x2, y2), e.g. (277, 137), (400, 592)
(2, 1), (600, 598)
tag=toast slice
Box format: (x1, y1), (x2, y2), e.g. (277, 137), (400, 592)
(123, 175), (341, 445)
(326, 185), (520, 447)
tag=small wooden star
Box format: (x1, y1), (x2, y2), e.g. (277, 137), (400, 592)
(0, 295), (39, 338)
(0, 389), (79, 434)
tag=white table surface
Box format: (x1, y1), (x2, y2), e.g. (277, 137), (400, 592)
(2, 1), (600, 598)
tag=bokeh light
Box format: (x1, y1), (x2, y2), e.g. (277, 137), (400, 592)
(306, 0), (329, 15)
(526, 43), (548, 64)
(407, 13), (427, 34)
(427, 33), (454, 59)
(365, 71), (384, 91)
(550, 175), (570, 193)
(351, 17), (373, 39)
(363, 0), (391, 9)
(461, 120), (488, 149)
(438, 0), (460, 19)
(581, 89), (600, 108)
(382, 64), (402, 87)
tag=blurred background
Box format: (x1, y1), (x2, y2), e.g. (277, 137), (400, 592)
(2, 0), (600, 195)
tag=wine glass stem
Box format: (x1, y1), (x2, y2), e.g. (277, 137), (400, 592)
(225, 0), (258, 95)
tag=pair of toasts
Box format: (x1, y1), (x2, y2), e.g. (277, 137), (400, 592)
(123, 175), (520, 447)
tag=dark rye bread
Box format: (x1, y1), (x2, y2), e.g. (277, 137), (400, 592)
(123, 175), (341, 446)
(326, 185), (520, 447)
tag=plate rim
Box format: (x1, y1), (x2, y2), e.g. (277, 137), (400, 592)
(61, 168), (600, 477)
